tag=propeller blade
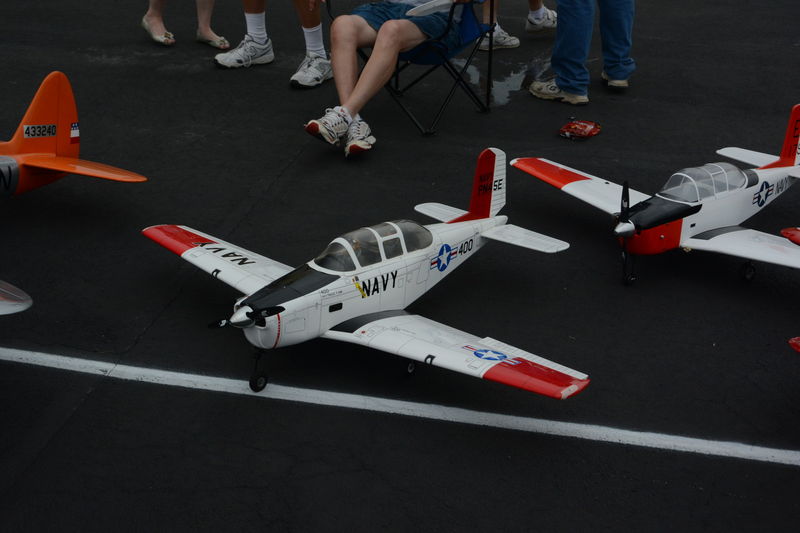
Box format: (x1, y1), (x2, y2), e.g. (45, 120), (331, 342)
(208, 318), (230, 329)
(620, 180), (630, 222)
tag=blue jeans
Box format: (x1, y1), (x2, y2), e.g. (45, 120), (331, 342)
(551, 0), (636, 96)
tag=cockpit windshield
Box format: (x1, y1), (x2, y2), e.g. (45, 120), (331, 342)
(657, 162), (747, 203)
(313, 220), (433, 272)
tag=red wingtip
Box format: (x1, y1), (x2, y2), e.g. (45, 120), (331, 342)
(483, 358), (590, 399)
(511, 158), (590, 189)
(143, 225), (215, 256)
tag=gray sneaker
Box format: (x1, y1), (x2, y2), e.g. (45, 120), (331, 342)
(529, 79), (589, 105)
(290, 54), (333, 88)
(525, 8), (557, 32)
(214, 34), (274, 68)
(478, 28), (520, 51)
(344, 119), (376, 157)
(305, 107), (350, 145)
(602, 71), (629, 90)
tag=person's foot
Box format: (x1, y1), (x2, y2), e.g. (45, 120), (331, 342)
(478, 28), (520, 50)
(529, 79), (589, 105)
(602, 71), (629, 90)
(290, 54), (333, 89)
(141, 15), (175, 46)
(196, 30), (230, 50)
(525, 7), (557, 32)
(344, 119), (376, 157)
(305, 107), (350, 145)
(214, 34), (274, 68)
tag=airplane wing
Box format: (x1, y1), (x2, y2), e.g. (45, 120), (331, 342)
(511, 157), (650, 215)
(682, 226), (800, 269)
(143, 224), (294, 295)
(323, 311), (589, 399)
(0, 280), (32, 315)
(716, 147), (777, 168)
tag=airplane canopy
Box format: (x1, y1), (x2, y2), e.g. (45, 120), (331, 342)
(314, 220), (433, 272)
(657, 162), (747, 203)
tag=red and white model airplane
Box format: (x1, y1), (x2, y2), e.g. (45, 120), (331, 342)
(1, 71), (147, 312)
(144, 148), (590, 399)
(512, 105), (800, 283)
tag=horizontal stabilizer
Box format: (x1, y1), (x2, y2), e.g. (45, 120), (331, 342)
(22, 155), (147, 182)
(481, 224), (568, 253)
(414, 202), (467, 222)
(716, 147), (777, 168)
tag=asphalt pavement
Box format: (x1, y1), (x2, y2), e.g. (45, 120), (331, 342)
(1, 1), (799, 530)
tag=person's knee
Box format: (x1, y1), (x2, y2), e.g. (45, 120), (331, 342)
(375, 19), (410, 48)
(331, 15), (360, 45)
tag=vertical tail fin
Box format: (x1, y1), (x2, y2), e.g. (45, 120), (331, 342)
(6, 71), (80, 159)
(449, 147), (506, 223)
(762, 104), (800, 169)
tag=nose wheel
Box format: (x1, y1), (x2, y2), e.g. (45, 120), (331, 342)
(249, 349), (269, 392)
(621, 250), (637, 285)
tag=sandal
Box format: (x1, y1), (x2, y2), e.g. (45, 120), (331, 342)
(196, 32), (230, 50)
(141, 16), (175, 46)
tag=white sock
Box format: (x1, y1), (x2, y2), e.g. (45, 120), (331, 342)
(302, 24), (326, 58)
(245, 12), (268, 43)
(529, 7), (546, 20)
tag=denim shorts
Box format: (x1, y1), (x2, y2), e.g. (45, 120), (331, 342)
(351, 2), (461, 51)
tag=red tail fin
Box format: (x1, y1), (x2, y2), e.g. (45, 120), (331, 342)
(6, 71), (80, 159)
(449, 148), (506, 223)
(762, 104), (800, 169)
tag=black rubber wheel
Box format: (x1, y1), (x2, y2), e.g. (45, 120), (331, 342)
(621, 250), (637, 286)
(249, 372), (268, 392)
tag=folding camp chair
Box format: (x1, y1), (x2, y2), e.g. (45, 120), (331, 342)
(326, 0), (495, 135)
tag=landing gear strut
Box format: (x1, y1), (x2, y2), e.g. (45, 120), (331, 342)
(249, 349), (269, 392)
(621, 250), (637, 285)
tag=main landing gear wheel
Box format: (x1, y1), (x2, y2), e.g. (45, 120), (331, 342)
(249, 372), (269, 392)
(740, 261), (756, 282)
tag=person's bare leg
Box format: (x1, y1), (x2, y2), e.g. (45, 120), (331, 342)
(330, 14), (379, 108)
(142, 0), (175, 44)
(339, 19), (426, 117)
(196, 0), (227, 46)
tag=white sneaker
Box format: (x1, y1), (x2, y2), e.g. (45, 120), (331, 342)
(214, 34), (274, 68)
(525, 7), (557, 32)
(305, 107), (350, 145)
(478, 28), (520, 51)
(344, 119), (376, 157)
(290, 54), (333, 88)
(529, 79), (589, 105)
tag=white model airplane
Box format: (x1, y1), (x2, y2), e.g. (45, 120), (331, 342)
(0, 281), (32, 316)
(144, 148), (590, 399)
(512, 105), (800, 283)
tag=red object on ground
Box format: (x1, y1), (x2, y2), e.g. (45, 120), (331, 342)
(559, 119), (601, 140)
(789, 337), (800, 353)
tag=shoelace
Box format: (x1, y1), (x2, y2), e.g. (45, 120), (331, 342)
(348, 120), (371, 142)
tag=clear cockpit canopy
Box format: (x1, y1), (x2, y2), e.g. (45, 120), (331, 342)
(313, 220), (433, 272)
(656, 162), (747, 203)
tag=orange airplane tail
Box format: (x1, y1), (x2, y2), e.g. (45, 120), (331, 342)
(0, 71), (146, 195)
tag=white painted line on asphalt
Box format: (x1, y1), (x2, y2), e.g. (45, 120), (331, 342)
(3, 346), (799, 467)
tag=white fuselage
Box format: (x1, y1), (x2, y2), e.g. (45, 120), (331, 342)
(242, 216), (507, 350)
(679, 167), (796, 240)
